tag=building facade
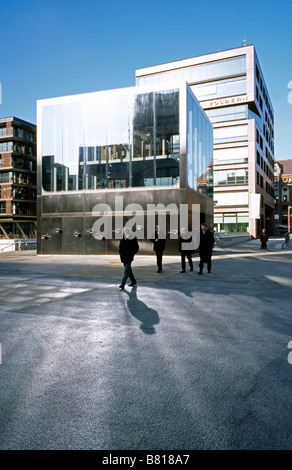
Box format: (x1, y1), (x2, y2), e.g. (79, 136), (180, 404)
(274, 159), (292, 235)
(0, 116), (37, 239)
(37, 82), (213, 255)
(135, 45), (275, 238)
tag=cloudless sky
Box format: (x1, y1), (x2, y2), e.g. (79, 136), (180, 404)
(1, 0), (292, 157)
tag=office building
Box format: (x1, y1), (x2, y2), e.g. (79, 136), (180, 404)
(274, 159), (292, 235)
(136, 45), (275, 238)
(37, 81), (213, 255)
(0, 116), (37, 239)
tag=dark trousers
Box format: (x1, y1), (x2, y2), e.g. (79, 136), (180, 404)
(199, 256), (211, 273)
(181, 253), (193, 271)
(260, 242), (267, 250)
(121, 261), (136, 286)
(156, 251), (163, 271)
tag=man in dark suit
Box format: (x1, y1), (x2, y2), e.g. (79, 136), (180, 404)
(150, 225), (166, 273)
(198, 223), (214, 275)
(179, 227), (193, 273)
(119, 227), (139, 289)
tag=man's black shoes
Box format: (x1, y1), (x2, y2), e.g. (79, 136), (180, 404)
(128, 282), (137, 287)
(119, 284), (125, 289)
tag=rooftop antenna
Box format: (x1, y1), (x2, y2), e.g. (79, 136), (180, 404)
(242, 36), (247, 46)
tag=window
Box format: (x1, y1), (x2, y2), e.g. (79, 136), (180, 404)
(0, 171), (12, 183)
(214, 211), (249, 233)
(213, 146), (248, 165)
(257, 151), (260, 165)
(0, 202), (6, 214)
(206, 105), (248, 123)
(213, 125), (248, 144)
(0, 142), (13, 152)
(214, 191), (248, 207)
(137, 56), (246, 87)
(214, 169), (248, 186)
(191, 77), (246, 101)
(282, 187), (289, 202)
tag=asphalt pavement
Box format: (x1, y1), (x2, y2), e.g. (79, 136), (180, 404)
(0, 238), (291, 450)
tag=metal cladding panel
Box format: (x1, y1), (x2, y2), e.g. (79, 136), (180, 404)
(37, 186), (212, 254)
(84, 192), (108, 214)
(39, 217), (63, 254)
(84, 216), (108, 255)
(42, 195), (64, 214)
(62, 217), (84, 254)
(62, 193), (84, 214)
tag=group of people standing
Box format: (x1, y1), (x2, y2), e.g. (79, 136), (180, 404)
(119, 223), (215, 289)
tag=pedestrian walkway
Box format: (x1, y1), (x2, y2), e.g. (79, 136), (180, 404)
(0, 237), (291, 450)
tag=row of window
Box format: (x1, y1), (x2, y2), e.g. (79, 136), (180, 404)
(0, 141), (34, 155)
(136, 56), (246, 88)
(256, 171), (274, 196)
(0, 171), (36, 185)
(213, 124), (248, 144)
(0, 126), (36, 142)
(13, 126), (36, 142)
(213, 146), (248, 165)
(191, 76), (246, 102)
(214, 191), (248, 207)
(0, 187), (36, 200)
(0, 201), (36, 215)
(256, 151), (273, 182)
(213, 211), (249, 233)
(214, 169), (248, 186)
(255, 63), (274, 124)
(205, 104), (248, 123)
(0, 156), (36, 171)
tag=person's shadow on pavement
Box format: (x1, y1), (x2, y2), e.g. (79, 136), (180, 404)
(125, 287), (159, 334)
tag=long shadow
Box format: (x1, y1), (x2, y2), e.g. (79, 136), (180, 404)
(124, 287), (160, 335)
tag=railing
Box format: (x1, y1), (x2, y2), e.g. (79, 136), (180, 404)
(0, 239), (36, 253)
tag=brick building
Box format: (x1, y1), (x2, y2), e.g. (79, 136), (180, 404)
(0, 116), (37, 239)
(274, 159), (292, 235)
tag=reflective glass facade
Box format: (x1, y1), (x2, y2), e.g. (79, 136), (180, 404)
(41, 88), (182, 192)
(40, 84), (212, 195)
(187, 90), (213, 196)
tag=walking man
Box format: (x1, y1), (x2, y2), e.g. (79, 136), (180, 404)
(119, 227), (139, 289)
(179, 227), (193, 273)
(260, 229), (268, 250)
(150, 225), (166, 273)
(198, 223), (214, 274)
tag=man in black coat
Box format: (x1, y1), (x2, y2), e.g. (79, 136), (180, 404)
(150, 225), (166, 273)
(198, 223), (214, 274)
(179, 227), (193, 273)
(119, 227), (139, 289)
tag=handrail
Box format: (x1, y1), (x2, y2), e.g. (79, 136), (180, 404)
(0, 239), (36, 253)
(0, 242), (16, 253)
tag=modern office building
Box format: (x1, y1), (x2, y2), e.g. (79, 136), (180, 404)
(0, 116), (37, 239)
(274, 159), (292, 235)
(37, 81), (213, 255)
(135, 44), (275, 238)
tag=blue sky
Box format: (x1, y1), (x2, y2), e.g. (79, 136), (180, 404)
(1, 0), (292, 157)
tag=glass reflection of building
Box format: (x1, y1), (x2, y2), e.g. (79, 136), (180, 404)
(136, 45), (275, 237)
(37, 82), (213, 255)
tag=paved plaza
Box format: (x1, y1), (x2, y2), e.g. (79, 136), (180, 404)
(0, 238), (291, 450)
